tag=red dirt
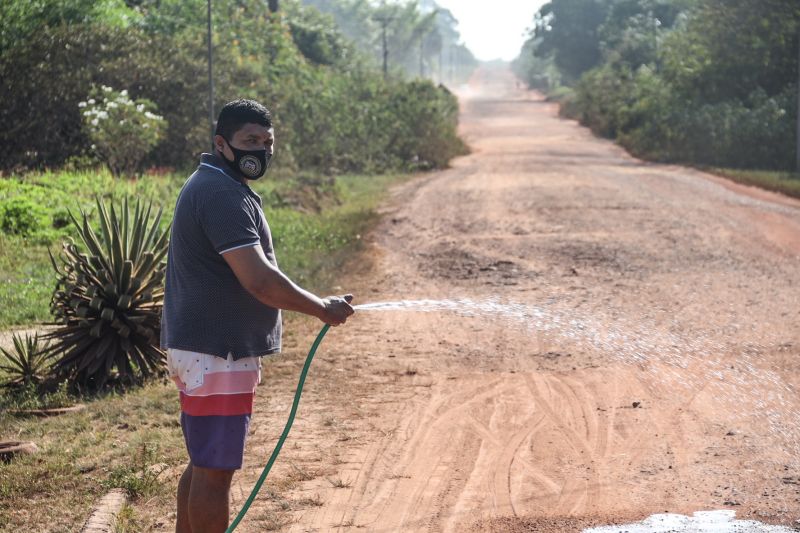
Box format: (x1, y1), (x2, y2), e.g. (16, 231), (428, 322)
(232, 65), (800, 532)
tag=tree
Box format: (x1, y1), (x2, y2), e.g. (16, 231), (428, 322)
(532, 0), (611, 84)
(599, 0), (686, 69)
(661, 0), (800, 102)
(299, 0), (475, 82)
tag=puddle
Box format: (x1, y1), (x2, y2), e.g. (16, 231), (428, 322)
(583, 511), (795, 532)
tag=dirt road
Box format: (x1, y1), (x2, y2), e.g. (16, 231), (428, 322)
(234, 65), (800, 532)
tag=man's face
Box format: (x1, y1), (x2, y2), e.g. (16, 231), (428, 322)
(216, 123), (275, 161)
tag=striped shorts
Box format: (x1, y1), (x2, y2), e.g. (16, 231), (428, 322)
(167, 348), (261, 470)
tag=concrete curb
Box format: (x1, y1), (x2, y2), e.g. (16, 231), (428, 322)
(9, 403), (87, 417)
(80, 489), (128, 533)
(0, 440), (39, 461)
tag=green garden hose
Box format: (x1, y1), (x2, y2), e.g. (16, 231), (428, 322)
(226, 324), (331, 533)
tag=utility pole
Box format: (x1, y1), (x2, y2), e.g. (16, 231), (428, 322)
(449, 44), (454, 84)
(796, 27), (799, 173)
(439, 44), (443, 84)
(207, 0), (214, 151)
(419, 38), (424, 78)
(382, 22), (388, 80)
(375, 15), (392, 80)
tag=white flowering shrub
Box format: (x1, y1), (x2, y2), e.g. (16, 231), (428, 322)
(79, 86), (166, 177)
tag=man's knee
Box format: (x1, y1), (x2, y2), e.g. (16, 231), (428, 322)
(191, 465), (236, 488)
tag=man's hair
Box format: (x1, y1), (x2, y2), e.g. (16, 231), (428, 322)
(214, 99), (272, 140)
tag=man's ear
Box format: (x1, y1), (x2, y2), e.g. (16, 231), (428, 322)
(213, 134), (227, 154)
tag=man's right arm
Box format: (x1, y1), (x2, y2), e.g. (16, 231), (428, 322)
(220, 244), (353, 325)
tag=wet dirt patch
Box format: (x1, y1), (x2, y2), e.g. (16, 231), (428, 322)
(418, 244), (536, 285)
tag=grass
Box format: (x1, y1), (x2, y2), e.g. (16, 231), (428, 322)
(404, 366), (419, 376)
(0, 164), (411, 531)
(101, 442), (169, 499)
(327, 476), (353, 489)
(0, 380), (185, 532)
(255, 509), (294, 531)
(0, 235), (64, 327)
(295, 494), (324, 507)
(707, 168), (800, 200)
(0, 168), (181, 329)
(113, 504), (142, 533)
(0, 381), (76, 411)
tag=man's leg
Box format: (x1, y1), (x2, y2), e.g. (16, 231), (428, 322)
(187, 466), (236, 533)
(172, 351), (260, 531)
(176, 462), (193, 533)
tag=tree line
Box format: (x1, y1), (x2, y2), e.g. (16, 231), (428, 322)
(303, 0), (476, 83)
(0, 0), (476, 175)
(513, 0), (799, 171)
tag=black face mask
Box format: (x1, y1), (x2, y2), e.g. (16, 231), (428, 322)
(221, 138), (272, 180)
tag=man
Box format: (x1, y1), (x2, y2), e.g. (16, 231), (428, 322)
(160, 99), (354, 533)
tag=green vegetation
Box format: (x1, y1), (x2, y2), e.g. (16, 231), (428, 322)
(0, 380), (75, 411)
(707, 169), (800, 200)
(0, 169), (178, 329)
(0, 380), (185, 531)
(0, 333), (51, 390)
(80, 86), (167, 177)
(101, 443), (169, 499)
(514, 0), (799, 173)
(46, 197), (169, 390)
(0, 0), (471, 175)
(303, 0), (476, 83)
(0, 168), (405, 330)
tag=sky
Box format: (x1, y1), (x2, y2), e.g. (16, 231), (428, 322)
(432, 0), (547, 62)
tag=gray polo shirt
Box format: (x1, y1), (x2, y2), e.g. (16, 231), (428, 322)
(160, 153), (282, 360)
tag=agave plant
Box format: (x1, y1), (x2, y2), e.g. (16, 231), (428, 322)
(44, 196), (170, 388)
(0, 332), (52, 390)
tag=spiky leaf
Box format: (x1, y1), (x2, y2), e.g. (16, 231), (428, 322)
(0, 333), (52, 390)
(44, 196), (170, 389)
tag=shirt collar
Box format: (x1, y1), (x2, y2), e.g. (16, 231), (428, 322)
(198, 153), (263, 205)
(199, 153), (242, 184)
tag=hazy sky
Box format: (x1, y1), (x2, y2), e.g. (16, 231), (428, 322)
(433, 0), (547, 61)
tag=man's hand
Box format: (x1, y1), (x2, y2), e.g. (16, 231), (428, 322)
(319, 294), (355, 326)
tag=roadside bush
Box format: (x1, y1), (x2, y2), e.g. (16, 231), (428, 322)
(80, 85), (166, 177)
(0, 23), (228, 171)
(386, 80), (467, 169)
(661, 87), (796, 169)
(1, 3), (469, 175)
(573, 65), (637, 139)
(281, 69), (465, 174)
(512, 38), (562, 91)
(0, 198), (49, 238)
(521, 0), (798, 172)
(572, 64), (797, 169)
(548, 86), (580, 120)
(0, 24), (138, 170)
